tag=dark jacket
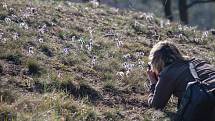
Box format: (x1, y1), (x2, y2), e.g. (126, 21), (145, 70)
(148, 58), (215, 109)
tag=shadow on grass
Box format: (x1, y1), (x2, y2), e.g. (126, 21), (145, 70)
(7, 78), (149, 109)
(103, 86), (149, 109)
(8, 80), (102, 103)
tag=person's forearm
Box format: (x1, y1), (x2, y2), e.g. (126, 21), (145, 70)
(147, 81), (170, 110)
(149, 83), (156, 93)
(148, 92), (164, 109)
(148, 83), (156, 107)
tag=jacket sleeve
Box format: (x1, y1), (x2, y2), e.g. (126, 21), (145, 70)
(148, 74), (175, 109)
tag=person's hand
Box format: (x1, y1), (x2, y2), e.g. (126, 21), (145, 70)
(147, 68), (158, 85)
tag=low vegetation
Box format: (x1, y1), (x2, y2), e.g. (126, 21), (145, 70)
(0, 0), (215, 120)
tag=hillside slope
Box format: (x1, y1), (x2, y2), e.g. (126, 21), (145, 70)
(0, 0), (215, 121)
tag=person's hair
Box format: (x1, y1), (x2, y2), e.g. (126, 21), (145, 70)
(149, 41), (188, 73)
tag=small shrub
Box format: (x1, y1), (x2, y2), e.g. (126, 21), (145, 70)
(102, 72), (113, 81)
(27, 60), (41, 75)
(103, 80), (115, 90)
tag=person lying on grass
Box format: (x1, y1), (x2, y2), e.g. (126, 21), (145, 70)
(147, 41), (215, 121)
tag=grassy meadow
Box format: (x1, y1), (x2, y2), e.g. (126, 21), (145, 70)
(0, 0), (215, 120)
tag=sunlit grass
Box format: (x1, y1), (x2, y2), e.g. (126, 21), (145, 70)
(0, 0), (214, 121)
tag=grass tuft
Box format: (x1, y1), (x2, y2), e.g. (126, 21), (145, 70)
(0, 52), (22, 65)
(27, 59), (42, 76)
